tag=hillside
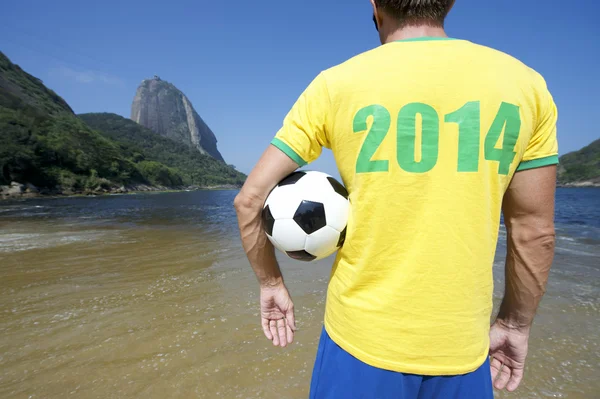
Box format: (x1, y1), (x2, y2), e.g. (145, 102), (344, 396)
(1, 51), (144, 194)
(558, 139), (600, 186)
(0, 51), (244, 198)
(79, 113), (245, 187)
(0, 52), (73, 115)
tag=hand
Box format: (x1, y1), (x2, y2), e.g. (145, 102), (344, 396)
(489, 320), (530, 392)
(260, 283), (297, 347)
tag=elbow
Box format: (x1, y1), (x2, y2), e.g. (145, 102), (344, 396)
(507, 221), (556, 250)
(532, 231), (556, 254)
(234, 191), (264, 215)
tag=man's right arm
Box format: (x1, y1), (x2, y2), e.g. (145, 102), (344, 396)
(489, 164), (557, 391)
(498, 164), (557, 331)
(497, 69), (559, 332)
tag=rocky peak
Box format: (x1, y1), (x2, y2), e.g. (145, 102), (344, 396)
(130, 77), (224, 162)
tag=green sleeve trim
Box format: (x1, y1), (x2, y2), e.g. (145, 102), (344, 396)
(516, 155), (559, 172)
(271, 138), (308, 167)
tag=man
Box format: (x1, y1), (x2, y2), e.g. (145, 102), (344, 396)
(234, 0), (558, 397)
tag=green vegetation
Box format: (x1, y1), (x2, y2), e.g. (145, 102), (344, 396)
(0, 104), (143, 191)
(79, 113), (246, 187)
(0, 52), (73, 115)
(0, 51), (245, 194)
(136, 161), (183, 187)
(558, 139), (600, 184)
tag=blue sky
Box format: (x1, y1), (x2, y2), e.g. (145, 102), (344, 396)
(1, 0), (598, 176)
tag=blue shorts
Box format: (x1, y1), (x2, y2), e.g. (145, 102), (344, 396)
(310, 328), (493, 399)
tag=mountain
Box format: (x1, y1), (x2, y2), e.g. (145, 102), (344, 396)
(0, 52), (73, 116)
(0, 51), (244, 198)
(131, 76), (224, 161)
(0, 52), (145, 194)
(558, 138), (600, 186)
(80, 113), (245, 187)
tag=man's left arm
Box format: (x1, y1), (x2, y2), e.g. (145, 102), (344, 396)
(234, 146), (301, 348)
(234, 72), (332, 348)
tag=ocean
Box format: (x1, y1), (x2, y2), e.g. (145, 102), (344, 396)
(0, 188), (598, 398)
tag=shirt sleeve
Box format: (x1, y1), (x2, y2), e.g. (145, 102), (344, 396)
(516, 74), (559, 171)
(271, 72), (332, 167)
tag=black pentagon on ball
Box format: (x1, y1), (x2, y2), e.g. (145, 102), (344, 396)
(327, 177), (349, 199)
(293, 200), (327, 235)
(286, 250), (317, 262)
(337, 227), (347, 248)
(262, 205), (275, 236)
(278, 171), (306, 187)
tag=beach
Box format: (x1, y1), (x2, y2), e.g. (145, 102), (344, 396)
(1, 189), (598, 398)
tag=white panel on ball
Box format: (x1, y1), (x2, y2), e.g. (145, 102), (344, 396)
(271, 219), (308, 251)
(323, 192), (350, 232)
(294, 172), (334, 203)
(305, 226), (341, 259)
(267, 234), (287, 253)
(265, 185), (303, 219)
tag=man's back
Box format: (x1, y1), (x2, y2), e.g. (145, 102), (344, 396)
(272, 37), (558, 375)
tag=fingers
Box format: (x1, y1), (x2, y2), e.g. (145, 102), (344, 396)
(490, 356), (503, 382)
(277, 318), (287, 347)
(286, 323), (294, 345)
(263, 317), (295, 347)
(262, 318), (273, 340)
(285, 305), (296, 345)
(286, 305), (297, 332)
(269, 320), (279, 346)
(507, 368), (524, 392)
(493, 361), (512, 390)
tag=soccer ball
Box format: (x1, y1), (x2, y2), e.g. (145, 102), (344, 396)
(262, 171), (350, 262)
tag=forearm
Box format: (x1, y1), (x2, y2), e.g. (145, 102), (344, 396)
(497, 221), (556, 331)
(234, 193), (283, 288)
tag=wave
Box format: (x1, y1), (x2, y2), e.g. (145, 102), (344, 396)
(0, 231), (107, 253)
(555, 245), (599, 257)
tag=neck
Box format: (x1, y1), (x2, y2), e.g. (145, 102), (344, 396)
(382, 25), (448, 44)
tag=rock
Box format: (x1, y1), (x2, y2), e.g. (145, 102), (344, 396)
(131, 77), (225, 162)
(25, 183), (39, 194)
(7, 182), (25, 196)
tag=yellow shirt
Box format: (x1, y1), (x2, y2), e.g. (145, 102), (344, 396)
(271, 37), (559, 376)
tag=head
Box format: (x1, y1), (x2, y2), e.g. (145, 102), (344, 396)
(371, 0), (455, 42)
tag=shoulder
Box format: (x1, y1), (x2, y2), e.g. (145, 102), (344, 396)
(463, 41), (550, 89)
(315, 45), (392, 97)
(321, 45), (389, 79)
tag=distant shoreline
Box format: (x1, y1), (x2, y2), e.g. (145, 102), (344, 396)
(0, 183), (241, 201)
(2, 181), (598, 201)
(556, 181), (600, 188)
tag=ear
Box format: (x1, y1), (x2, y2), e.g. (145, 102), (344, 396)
(370, 0), (380, 31)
